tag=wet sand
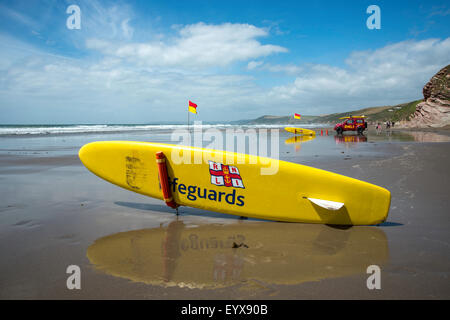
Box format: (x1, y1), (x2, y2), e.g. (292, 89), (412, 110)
(0, 129), (449, 299)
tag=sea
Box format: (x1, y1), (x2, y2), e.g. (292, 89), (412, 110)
(0, 123), (323, 136)
(0, 123), (448, 164)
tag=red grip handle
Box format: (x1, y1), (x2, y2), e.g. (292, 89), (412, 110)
(156, 151), (178, 209)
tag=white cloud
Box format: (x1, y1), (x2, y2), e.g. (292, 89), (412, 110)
(267, 38), (450, 114)
(86, 22), (287, 69)
(121, 19), (134, 39)
(265, 64), (302, 75)
(428, 6), (450, 17)
(265, 63), (303, 75)
(1, 28), (449, 123)
(0, 33), (265, 123)
(247, 60), (302, 75)
(247, 60), (264, 70)
(70, 1), (135, 41)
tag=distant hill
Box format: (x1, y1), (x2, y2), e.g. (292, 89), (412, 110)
(241, 100), (422, 125)
(312, 100), (423, 124)
(243, 115), (319, 125)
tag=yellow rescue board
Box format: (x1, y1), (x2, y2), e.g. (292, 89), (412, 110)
(79, 141), (390, 225)
(284, 127), (316, 136)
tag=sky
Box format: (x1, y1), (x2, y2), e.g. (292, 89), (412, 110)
(0, 0), (449, 124)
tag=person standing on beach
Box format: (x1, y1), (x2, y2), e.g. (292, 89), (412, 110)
(376, 122), (382, 134)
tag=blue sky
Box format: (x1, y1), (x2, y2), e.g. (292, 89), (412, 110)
(0, 0), (449, 123)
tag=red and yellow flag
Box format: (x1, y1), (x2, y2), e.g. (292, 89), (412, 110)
(188, 100), (198, 114)
(294, 113), (301, 119)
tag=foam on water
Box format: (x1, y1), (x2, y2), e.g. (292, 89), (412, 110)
(0, 123), (325, 136)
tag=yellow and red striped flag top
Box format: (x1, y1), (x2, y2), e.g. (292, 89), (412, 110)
(294, 113), (301, 119)
(188, 100), (198, 114)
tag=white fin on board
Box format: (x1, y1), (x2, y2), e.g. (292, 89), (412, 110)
(307, 198), (344, 211)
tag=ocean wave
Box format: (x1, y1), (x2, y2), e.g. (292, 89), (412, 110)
(0, 123), (324, 136)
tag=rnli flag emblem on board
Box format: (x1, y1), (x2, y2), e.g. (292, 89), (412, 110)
(209, 161), (245, 189)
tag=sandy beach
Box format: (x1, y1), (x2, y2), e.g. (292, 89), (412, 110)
(0, 127), (449, 299)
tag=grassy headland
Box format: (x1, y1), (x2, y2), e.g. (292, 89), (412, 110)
(241, 100), (423, 125)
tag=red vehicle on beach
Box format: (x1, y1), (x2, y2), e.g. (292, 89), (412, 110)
(334, 116), (367, 135)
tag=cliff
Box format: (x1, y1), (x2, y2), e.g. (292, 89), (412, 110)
(400, 65), (450, 128)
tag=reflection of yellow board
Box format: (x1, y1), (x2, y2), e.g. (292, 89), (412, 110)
(285, 135), (316, 152)
(285, 135), (316, 144)
(79, 141), (390, 225)
(87, 221), (389, 288)
(285, 127), (316, 136)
